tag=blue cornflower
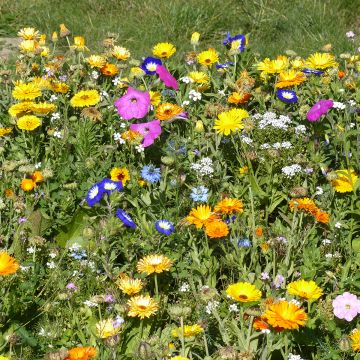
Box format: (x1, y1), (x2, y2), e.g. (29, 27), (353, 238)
(141, 165), (161, 183)
(237, 238), (251, 248)
(276, 89), (298, 103)
(301, 68), (324, 76)
(155, 220), (175, 235)
(101, 178), (123, 195)
(141, 56), (162, 75)
(116, 208), (137, 229)
(190, 186), (209, 202)
(86, 182), (104, 207)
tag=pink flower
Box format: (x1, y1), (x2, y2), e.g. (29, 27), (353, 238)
(156, 65), (179, 90)
(130, 120), (162, 147)
(114, 87), (150, 120)
(307, 99), (333, 122)
(332, 292), (360, 321)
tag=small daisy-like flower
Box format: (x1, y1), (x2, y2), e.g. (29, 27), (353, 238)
(86, 55), (107, 68)
(110, 167), (130, 185)
(86, 182), (104, 207)
(117, 273), (143, 296)
(152, 42), (176, 58)
(305, 52), (338, 70)
(171, 324), (204, 338)
(17, 27), (40, 40)
(155, 220), (175, 235)
(350, 328), (360, 351)
(101, 178), (123, 195)
(100, 63), (118, 77)
(287, 279), (323, 301)
(137, 254), (172, 275)
(275, 70), (306, 88)
(187, 204), (219, 229)
(112, 46), (131, 60)
(226, 282), (262, 302)
(116, 208), (137, 228)
(141, 57), (162, 75)
(276, 89), (298, 103)
(205, 220), (229, 238)
(197, 48), (219, 66)
(12, 83), (41, 100)
(70, 90), (100, 108)
(127, 295), (159, 319)
(214, 198), (244, 214)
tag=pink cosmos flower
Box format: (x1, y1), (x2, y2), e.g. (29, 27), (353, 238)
(332, 292), (360, 321)
(130, 120), (162, 147)
(156, 65), (179, 90)
(307, 99), (333, 122)
(114, 87), (150, 120)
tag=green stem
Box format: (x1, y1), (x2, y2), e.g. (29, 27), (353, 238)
(154, 273), (159, 299)
(203, 332), (209, 357)
(180, 316), (186, 357)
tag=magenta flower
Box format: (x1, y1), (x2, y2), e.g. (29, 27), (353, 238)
(156, 65), (179, 90)
(114, 87), (150, 120)
(307, 99), (333, 122)
(130, 120), (162, 147)
(332, 292), (360, 321)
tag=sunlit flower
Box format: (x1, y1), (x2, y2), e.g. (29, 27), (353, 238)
(171, 324), (204, 338)
(51, 82), (70, 93)
(141, 57), (162, 75)
(17, 115), (41, 131)
(116, 208), (137, 228)
(19, 40), (39, 52)
(276, 89), (298, 103)
(18, 27), (39, 40)
(8, 101), (34, 117)
(289, 198), (317, 214)
(314, 210), (330, 224)
(350, 329), (360, 351)
(214, 198), (244, 214)
(12, 83), (41, 100)
(331, 169), (358, 193)
(117, 273), (143, 296)
(197, 48), (219, 66)
(137, 254), (172, 275)
(0, 252), (19, 276)
(156, 103), (184, 121)
(306, 52), (338, 70)
(287, 280), (323, 301)
(59, 23), (71, 37)
(205, 220), (229, 238)
(257, 56), (289, 74)
(152, 42), (176, 58)
(20, 178), (36, 192)
(333, 292), (360, 321)
(115, 87), (150, 120)
(31, 102), (56, 115)
(71, 36), (87, 51)
(0, 128), (13, 137)
(213, 109), (248, 135)
(86, 55), (107, 68)
(86, 182), (104, 207)
(155, 220), (175, 235)
(156, 65), (179, 90)
(70, 90), (100, 107)
(188, 71), (209, 84)
(65, 346), (96, 360)
(253, 316), (269, 331)
(187, 204), (219, 229)
(191, 32), (200, 45)
(226, 282), (262, 302)
(228, 91), (252, 104)
(110, 167), (130, 185)
(31, 171), (44, 184)
(127, 295), (159, 319)
(112, 46), (131, 60)
(96, 318), (122, 338)
(149, 91), (161, 106)
(101, 63), (118, 76)
(275, 70), (306, 88)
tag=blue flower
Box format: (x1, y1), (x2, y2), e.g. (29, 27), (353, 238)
(116, 208), (137, 229)
(223, 33), (246, 52)
(276, 89), (298, 103)
(225, 215), (237, 224)
(237, 238), (251, 248)
(190, 186), (209, 202)
(301, 68), (323, 76)
(216, 61), (234, 69)
(141, 165), (161, 183)
(141, 56), (162, 75)
(155, 220), (175, 235)
(100, 178), (123, 195)
(86, 182), (104, 207)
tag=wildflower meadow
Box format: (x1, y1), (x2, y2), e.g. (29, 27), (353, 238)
(0, 23), (360, 360)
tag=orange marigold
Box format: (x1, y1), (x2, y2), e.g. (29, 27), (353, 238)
(314, 210), (329, 224)
(205, 221), (229, 238)
(186, 205), (219, 229)
(214, 198), (244, 214)
(255, 227), (263, 237)
(228, 92), (252, 104)
(156, 103), (183, 121)
(20, 178), (36, 192)
(65, 346), (96, 360)
(288, 198), (317, 214)
(0, 251), (19, 276)
(101, 63), (118, 77)
(253, 316), (269, 331)
(31, 171), (44, 184)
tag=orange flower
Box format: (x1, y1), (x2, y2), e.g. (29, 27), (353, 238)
(186, 205), (219, 229)
(121, 130), (142, 141)
(260, 242), (269, 253)
(65, 346), (96, 360)
(314, 210), (329, 224)
(275, 70), (306, 88)
(205, 221), (229, 238)
(101, 63), (118, 77)
(20, 178), (36, 192)
(0, 251), (19, 276)
(253, 316), (269, 331)
(214, 198), (244, 214)
(288, 198), (317, 214)
(4, 189), (14, 198)
(255, 227), (263, 237)
(31, 171), (44, 184)
(338, 70), (345, 79)
(228, 92), (252, 104)
(156, 103), (184, 121)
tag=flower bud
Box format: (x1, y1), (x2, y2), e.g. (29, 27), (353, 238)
(195, 120), (204, 133)
(191, 32), (200, 45)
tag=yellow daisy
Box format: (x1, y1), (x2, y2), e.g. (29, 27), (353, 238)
(214, 198), (244, 214)
(197, 48), (219, 66)
(171, 324), (204, 338)
(110, 167), (130, 185)
(8, 101), (35, 118)
(17, 115), (41, 131)
(0, 128), (12, 137)
(331, 169), (358, 193)
(156, 103), (183, 121)
(306, 52), (338, 70)
(188, 71), (210, 84)
(287, 280), (323, 301)
(96, 318), (122, 339)
(127, 295), (159, 319)
(12, 83), (41, 100)
(86, 55), (107, 69)
(0, 252), (19, 276)
(350, 329), (360, 351)
(31, 102), (56, 115)
(226, 282), (262, 302)
(19, 40), (39, 52)
(117, 273), (143, 296)
(136, 254), (172, 275)
(213, 108), (248, 136)
(70, 90), (100, 108)
(275, 70), (306, 88)
(149, 91), (161, 106)
(71, 36), (87, 51)
(152, 42), (176, 58)
(186, 204), (219, 229)
(112, 46), (131, 60)
(17, 27), (39, 40)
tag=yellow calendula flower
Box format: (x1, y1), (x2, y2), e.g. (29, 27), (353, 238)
(51, 32), (58, 42)
(137, 254), (172, 275)
(96, 318), (122, 339)
(331, 169), (358, 193)
(117, 273), (143, 296)
(19, 39), (39, 52)
(156, 103), (184, 121)
(213, 108), (248, 136)
(275, 70), (306, 88)
(287, 280), (323, 301)
(350, 329), (360, 351)
(152, 42), (176, 58)
(239, 166), (249, 175)
(71, 36), (87, 51)
(226, 282), (262, 302)
(12, 83), (41, 100)
(17, 27), (39, 40)
(306, 52), (338, 70)
(31, 77), (52, 90)
(112, 46), (131, 60)
(214, 198), (244, 214)
(110, 167), (130, 185)
(171, 357), (189, 360)
(257, 56), (289, 74)
(149, 91), (161, 106)
(197, 48), (219, 66)
(172, 324), (204, 338)
(39, 34), (46, 45)
(70, 90), (100, 108)
(40, 47), (49, 57)
(17, 115), (41, 131)
(51, 82), (70, 94)
(0, 252), (19, 276)
(86, 55), (107, 68)
(31, 102), (56, 115)
(130, 67), (145, 77)
(59, 23), (71, 37)
(0, 128), (12, 137)
(127, 295), (159, 319)
(205, 220), (229, 239)
(191, 32), (200, 45)
(188, 71), (209, 84)
(8, 101), (35, 118)
(186, 204), (219, 229)
(291, 58), (305, 70)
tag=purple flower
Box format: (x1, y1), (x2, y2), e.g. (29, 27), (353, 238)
(130, 120), (162, 147)
(66, 283), (78, 291)
(105, 294), (115, 303)
(272, 274), (285, 289)
(141, 57), (162, 75)
(333, 292), (360, 321)
(276, 89), (298, 103)
(18, 217), (27, 224)
(307, 99), (333, 122)
(156, 65), (179, 90)
(116, 208), (136, 229)
(114, 87), (150, 120)
(86, 182), (104, 207)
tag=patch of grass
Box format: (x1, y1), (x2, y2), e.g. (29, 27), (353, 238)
(0, 0), (358, 57)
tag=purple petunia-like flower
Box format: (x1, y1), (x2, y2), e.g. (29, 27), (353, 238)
(114, 87), (150, 120)
(156, 65), (179, 90)
(332, 292), (360, 321)
(307, 99), (333, 122)
(116, 208), (137, 229)
(130, 120), (162, 147)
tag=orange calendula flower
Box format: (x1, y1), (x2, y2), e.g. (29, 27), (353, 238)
(264, 300), (308, 330)
(110, 167), (130, 185)
(127, 295), (159, 319)
(255, 227), (263, 237)
(117, 273), (143, 296)
(205, 221), (229, 238)
(101, 63), (118, 76)
(288, 198), (317, 214)
(121, 130), (142, 142)
(20, 178), (36, 191)
(0, 251), (19, 276)
(253, 316), (269, 331)
(228, 91), (252, 104)
(314, 210), (329, 224)
(4, 189), (14, 198)
(186, 204), (219, 229)
(31, 171), (44, 184)
(65, 346), (96, 360)
(156, 103), (184, 121)
(226, 282), (262, 302)
(287, 279), (323, 301)
(275, 70), (306, 88)
(214, 198), (244, 214)
(137, 254), (172, 275)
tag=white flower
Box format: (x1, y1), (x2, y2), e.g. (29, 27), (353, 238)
(49, 252), (57, 259)
(241, 135), (253, 145)
(332, 101), (346, 110)
(257, 112), (292, 130)
(135, 144), (144, 153)
(322, 239), (331, 245)
(46, 261), (56, 269)
(101, 90), (109, 99)
(315, 186), (324, 195)
(281, 164), (302, 178)
(348, 100), (356, 106)
(27, 246), (35, 254)
(35, 162), (42, 169)
(182, 100), (190, 106)
(49, 94), (58, 102)
(179, 282), (190, 292)
(20, 265), (31, 271)
(51, 112), (60, 121)
(205, 300), (219, 314)
(288, 354), (303, 360)
(346, 31), (355, 38)
(280, 141), (292, 149)
(190, 157), (214, 177)
(53, 130), (62, 138)
(189, 89), (202, 101)
(218, 90), (226, 96)
(261, 329), (271, 334)
(83, 300), (98, 307)
(91, 71), (99, 80)
(180, 76), (192, 83)
(120, 122), (127, 129)
(113, 132), (121, 141)
(69, 243), (82, 252)
(335, 222), (342, 229)
(112, 77), (120, 86)
(229, 304), (239, 312)
(294, 125), (307, 135)
(290, 299), (301, 306)
(325, 253), (333, 259)
(260, 143), (270, 149)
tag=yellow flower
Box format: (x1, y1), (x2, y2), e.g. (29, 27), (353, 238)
(96, 318), (122, 339)
(112, 46), (131, 60)
(191, 32), (200, 45)
(31, 102), (56, 115)
(239, 166), (249, 175)
(171, 357), (189, 360)
(188, 71), (209, 84)
(228, 91), (252, 105)
(350, 329), (360, 351)
(331, 169), (358, 193)
(20, 178), (36, 192)
(149, 91), (161, 106)
(127, 295), (159, 319)
(226, 282), (262, 302)
(0, 128), (12, 137)
(110, 167), (130, 185)
(40, 47), (49, 57)
(213, 108), (248, 136)
(291, 58), (305, 70)
(71, 36), (87, 51)
(152, 42), (176, 58)
(187, 204), (219, 229)
(289, 197), (317, 214)
(117, 273), (143, 296)
(287, 280), (323, 301)
(86, 55), (107, 68)
(205, 221), (229, 239)
(12, 83), (41, 100)
(306, 52), (338, 70)
(137, 254), (172, 275)
(51, 32), (58, 42)
(257, 56), (289, 74)
(59, 23), (71, 37)
(275, 70), (306, 88)
(19, 40), (39, 52)
(39, 34), (46, 45)
(101, 63), (118, 76)
(17, 115), (41, 131)
(172, 324), (204, 338)
(0, 252), (19, 276)
(264, 300), (308, 330)
(17, 27), (39, 40)
(70, 90), (100, 108)
(214, 198), (244, 214)
(31, 77), (52, 90)
(156, 103), (184, 121)
(130, 67), (145, 77)
(197, 48), (219, 66)
(8, 102), (34, 118)
(67, 346), (96, 359)
(51, 82), (70, 94)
